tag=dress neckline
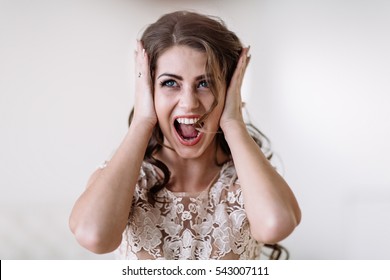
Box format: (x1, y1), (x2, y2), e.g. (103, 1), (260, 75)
(158, 160), (233, 198)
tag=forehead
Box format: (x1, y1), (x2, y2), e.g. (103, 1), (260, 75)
(155, 45), (207, 76)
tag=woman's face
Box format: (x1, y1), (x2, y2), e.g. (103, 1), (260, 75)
(154, 45), (225, 159)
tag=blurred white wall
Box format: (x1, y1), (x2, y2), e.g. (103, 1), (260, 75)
(1, 0), (389, 259)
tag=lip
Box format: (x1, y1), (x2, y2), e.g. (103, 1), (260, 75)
(173, 114), (203, 146)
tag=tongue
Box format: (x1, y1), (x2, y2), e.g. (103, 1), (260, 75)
(178, 124), (198, 138)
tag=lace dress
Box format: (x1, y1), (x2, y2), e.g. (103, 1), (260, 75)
(115, 161), (262, 260)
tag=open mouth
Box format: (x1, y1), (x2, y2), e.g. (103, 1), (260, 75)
(173, 117), (203, 146)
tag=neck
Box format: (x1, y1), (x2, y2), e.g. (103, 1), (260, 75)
(155, 141), (229, 193)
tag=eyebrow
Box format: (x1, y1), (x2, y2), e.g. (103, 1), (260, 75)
(157, 73), (210, 81)
(157, 73), (183, 80)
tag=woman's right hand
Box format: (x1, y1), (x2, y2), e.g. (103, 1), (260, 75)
(132, 40), (157, 128)
(69, 43), (157, 253)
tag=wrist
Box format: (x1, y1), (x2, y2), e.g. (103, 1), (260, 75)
(130, 114), (157, 130)
(220, 119), (246, 134)
(220, 120), (249, 142)
(129, 117), (156, 135)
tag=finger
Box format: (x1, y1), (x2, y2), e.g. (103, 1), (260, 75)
(135, 41), (149, 79)
(246, 55), (251, 69)
(242, 47), (251, 71)
(235, 47), (251, 88)
(136, 40), (143, 54)
(240, 55), (251, 85)
(229, 49), (246, 85)
(241, 46), (252, 73)
(135, 41), (146, 62)
(226, 46), (251, 99)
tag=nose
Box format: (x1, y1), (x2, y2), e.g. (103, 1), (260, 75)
(178, 86), (199, 110)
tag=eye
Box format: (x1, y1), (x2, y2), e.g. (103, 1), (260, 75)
(197, 80), (209, 88)
(160, 79), (178, 88)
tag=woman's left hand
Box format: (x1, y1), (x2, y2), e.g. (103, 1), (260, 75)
(219, 47), (251, 131)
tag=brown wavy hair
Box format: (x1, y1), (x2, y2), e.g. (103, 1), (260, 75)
(128, 11), (272, 200)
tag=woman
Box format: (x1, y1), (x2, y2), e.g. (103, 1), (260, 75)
(69, 10), (301, 260)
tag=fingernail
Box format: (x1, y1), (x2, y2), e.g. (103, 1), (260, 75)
(142, 48), (146, 57)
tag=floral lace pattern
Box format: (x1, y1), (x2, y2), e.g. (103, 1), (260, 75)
(115, 161), (262, 260)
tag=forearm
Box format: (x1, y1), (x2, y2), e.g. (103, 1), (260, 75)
(222, 121), (301, 243)
(69, 121), (154, 253)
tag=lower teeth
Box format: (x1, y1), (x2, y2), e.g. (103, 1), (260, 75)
(183, 134), (198, 141)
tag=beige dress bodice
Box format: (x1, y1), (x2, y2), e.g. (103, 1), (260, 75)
(115, 161), (262, 260)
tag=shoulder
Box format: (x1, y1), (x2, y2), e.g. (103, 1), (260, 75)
(138, 161), (161, 189)
(132, 161), (161, 204)
(209, 161), (243, 205)
(219, 160), (240, 189)
(140, 161), (158, 179)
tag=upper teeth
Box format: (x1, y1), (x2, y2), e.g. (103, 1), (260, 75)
(176, 117), (199, 125)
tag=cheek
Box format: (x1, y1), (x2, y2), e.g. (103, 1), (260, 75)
(200, 92), (219, 111)
(153, 93), (174, 124)
(211, 90), (226, 114)
(206, 103), (224, 128)
(153, 90), (166, 112)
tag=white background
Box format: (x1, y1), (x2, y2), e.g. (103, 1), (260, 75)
(1, 0), (389, 259)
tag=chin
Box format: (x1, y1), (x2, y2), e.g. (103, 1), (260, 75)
(164, 136), (214, 160)
(175, 149), (207, 160)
